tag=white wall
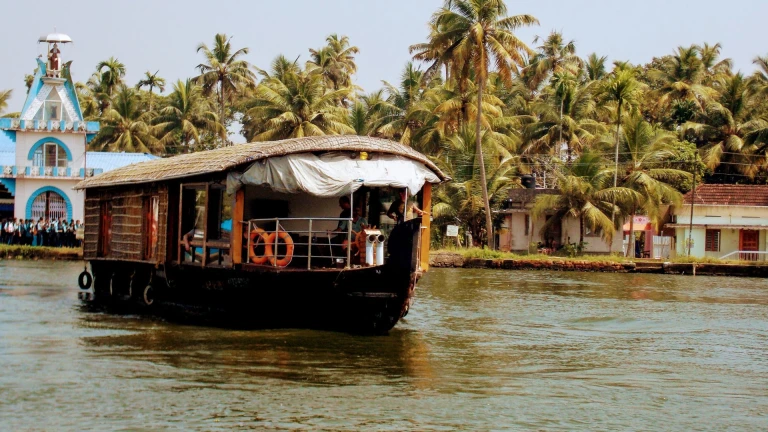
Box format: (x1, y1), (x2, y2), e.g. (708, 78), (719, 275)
(14, 131), (87, 169)
(675, 204), (768, 226)
(502, 211), (622, 254)
(244, 186), (345, 233)
(13, 177), (84, 221)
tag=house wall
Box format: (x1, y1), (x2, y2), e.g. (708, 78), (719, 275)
(13, 177), (83, 221)
(14, 131), (87, 168)
(675, 227), (767, 259)
(502, 211), (622, 254)
(675, 205), (768, 226)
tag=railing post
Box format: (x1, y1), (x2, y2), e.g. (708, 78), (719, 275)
(274, 218), (279, 267)
(308, 219), (313, 270)
(346, 193), (353, 268)
(247, 221), (252, 265)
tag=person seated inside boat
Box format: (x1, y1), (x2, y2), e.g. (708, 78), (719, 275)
(328, 196), (352, 245)
(387, 189), (424, 225)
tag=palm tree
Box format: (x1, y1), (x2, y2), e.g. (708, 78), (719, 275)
(529, 31), (583, 88)
(532, 153), (637, 246)
(684, 73), (768, 179)
(585, 53), (608, 81)
(647, 45), (716, 115)
(600, 67), (643, 251)
(95, 57), (126, 97)
(195, 33), (256, 138)
(411, 0), (538, 249)
(748, 54), (768, 98)
(90, 86), (161, 154)
(602, 68), (643, 190)
(431, 127), (517, 243)
(242, 65), (354, 141)
(525, 75), (605, 160)
(307, 34), (360, 92)
(136, 70), (166, 112)
(616, 115), (689, 255)
(155, 79), (225, 153)
(0, 89), (11, 115)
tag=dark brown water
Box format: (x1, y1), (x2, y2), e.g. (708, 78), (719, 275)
(1, 260), (767, 430)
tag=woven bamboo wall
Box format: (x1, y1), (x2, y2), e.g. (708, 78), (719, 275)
(83, 184), (169, 262)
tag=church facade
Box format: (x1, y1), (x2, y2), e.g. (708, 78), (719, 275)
(0, 33), (156, 222)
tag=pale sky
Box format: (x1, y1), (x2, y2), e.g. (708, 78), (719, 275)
(2, 0), (766, 117)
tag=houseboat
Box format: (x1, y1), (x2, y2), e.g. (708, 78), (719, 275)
(75, 136), (448, 333)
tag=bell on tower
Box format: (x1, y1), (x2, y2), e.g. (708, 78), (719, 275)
(38, 31), (72, 78)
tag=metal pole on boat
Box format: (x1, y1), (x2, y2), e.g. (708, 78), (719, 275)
(347, 192), (353, 268)
(308, 219), (312, 270)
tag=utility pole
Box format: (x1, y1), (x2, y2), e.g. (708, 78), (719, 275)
(687, 156), (698, 257)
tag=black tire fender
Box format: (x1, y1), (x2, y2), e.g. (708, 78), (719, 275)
(78, 271), (93, 290)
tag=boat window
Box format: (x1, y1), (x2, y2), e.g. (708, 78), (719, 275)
(143, 195), (159, 260)
(207, 186), (233, 242)
(180, 185), (206, 264)
(98, 200), (112, 257)
(179, 183), (232, 266)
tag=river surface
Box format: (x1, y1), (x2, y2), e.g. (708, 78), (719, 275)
(1, 260), (767, 431)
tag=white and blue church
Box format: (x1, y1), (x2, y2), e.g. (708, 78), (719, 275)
(0, 33), (156, 222)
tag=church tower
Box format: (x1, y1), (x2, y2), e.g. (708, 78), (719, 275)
(0, 32), (100, 222)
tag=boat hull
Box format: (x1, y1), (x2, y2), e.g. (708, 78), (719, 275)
(85, 260), (419, 334)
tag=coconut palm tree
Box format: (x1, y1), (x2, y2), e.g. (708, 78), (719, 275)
(601, 67), (643, 194)
(155, 79), (225, 153)
(684, 73), (768, 179)
(95, 57), (126, 96)
(616, 115), (689, 255)
(529, 31), (583, 88)
(525, 75), (605, 160)
(532, 152), (637, 246)
(242, 65), (354, 141)
(0, 89), (11, 115)
(431, 127), (518, 244)
(195, 33), (256, 136)
(136, 70), (166, 112)
(585, 53), (608, 81)
(647, 45), (716, 115)
(90, 86), (162, 154)
(307, 34), (360, 92)
(411, 0), (538, 249)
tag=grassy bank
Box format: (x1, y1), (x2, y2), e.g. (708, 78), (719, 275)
(0, 244), (83, 260)
(431, 247), (750, 265)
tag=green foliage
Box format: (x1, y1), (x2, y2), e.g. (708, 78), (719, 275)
(33, 0), (768, 246)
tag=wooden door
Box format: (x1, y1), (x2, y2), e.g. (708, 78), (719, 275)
(739, 230), (760, 261)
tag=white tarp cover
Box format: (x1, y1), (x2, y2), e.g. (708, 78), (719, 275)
(227, 153), (439, 197)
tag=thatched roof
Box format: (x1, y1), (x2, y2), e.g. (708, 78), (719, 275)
(76, 136), (449, 190)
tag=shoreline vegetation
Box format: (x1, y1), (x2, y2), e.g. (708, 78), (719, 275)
(2, 244), (766, 278)
(0, 245), (82, 261)
(430, 248), (768, 277)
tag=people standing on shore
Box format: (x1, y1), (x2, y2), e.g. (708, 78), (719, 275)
(0, 216), (82, 248)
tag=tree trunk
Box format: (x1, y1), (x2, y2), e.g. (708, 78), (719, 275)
(610, 101), (623, 254)
(149, 87), (154, 113)
(628, 204), (635, 258)
(560, 98), (569, 163)
(476, 78), (494, 250)
(219, 81), (226, 146)
(579, 215), (584, 244)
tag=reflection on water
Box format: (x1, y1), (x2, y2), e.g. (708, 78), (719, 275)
(1, 261), (768, 430)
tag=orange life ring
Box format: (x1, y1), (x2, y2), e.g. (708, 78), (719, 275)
(265, 229), (294, 267)
(248, 228), (272, 265)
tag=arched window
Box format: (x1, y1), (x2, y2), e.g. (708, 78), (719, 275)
(33, 142), (68, 168)
(31, 190), (68, 220)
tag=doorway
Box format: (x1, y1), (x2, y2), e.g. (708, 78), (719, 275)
(739, 230), (760, 261)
